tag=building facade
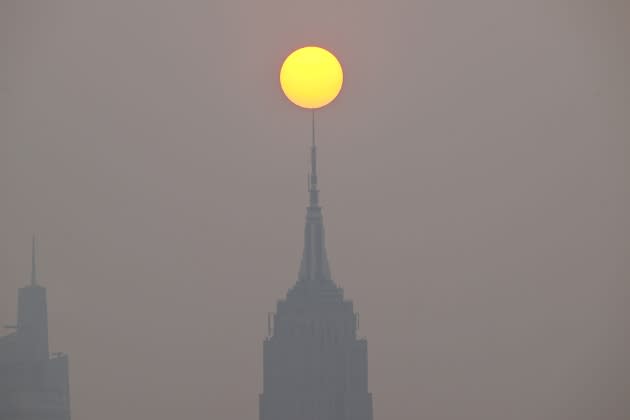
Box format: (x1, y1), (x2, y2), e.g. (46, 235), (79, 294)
(259, 135), (374, 420)
(0, 239), (71, 420)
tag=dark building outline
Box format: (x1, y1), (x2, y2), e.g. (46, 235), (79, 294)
(259, 115), (374, 420)
(0, 238), (71, 420)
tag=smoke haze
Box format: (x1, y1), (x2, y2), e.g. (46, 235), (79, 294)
(1, 1), (629, 419)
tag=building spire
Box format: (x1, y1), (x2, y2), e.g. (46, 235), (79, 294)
(309, 110), (319, 207)
(298, 110), (333, 286)
(31, 235), (37, 286)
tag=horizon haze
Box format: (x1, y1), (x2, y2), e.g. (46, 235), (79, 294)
(1, 1), (629, 420)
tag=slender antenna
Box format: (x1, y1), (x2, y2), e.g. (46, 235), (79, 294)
(309, 110), (319, 207)
(31, 235), (37, 286)
(312, 109), (315, 147)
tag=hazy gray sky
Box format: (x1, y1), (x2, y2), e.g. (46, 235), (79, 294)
(1, 1), (629, 419)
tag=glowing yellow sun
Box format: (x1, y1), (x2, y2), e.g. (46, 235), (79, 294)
(280, 46), (343, 109)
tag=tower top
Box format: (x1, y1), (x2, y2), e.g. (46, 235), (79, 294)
(298, 111), (333, 286)
(309, 110), (319, 208)
(30, 236), (38, 287)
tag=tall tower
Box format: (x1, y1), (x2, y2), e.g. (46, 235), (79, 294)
(259, 135), (374, 420)
(16, 237), (50, 362)
(0, 238), (71, 420)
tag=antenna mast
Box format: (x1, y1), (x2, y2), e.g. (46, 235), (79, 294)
(31, 236), (37, 286)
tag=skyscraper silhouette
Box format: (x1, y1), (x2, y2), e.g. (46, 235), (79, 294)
(259, 126), (374, 420)
(0, 238), (71, 420)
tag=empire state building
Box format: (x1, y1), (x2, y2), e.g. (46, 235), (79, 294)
(259, 126), (374, 420)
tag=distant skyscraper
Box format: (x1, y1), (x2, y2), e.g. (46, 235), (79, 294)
(259, 135), (374, 420)
(0, 238), (71, 420)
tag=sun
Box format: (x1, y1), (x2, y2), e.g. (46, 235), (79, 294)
(280, 46), (343, 109)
